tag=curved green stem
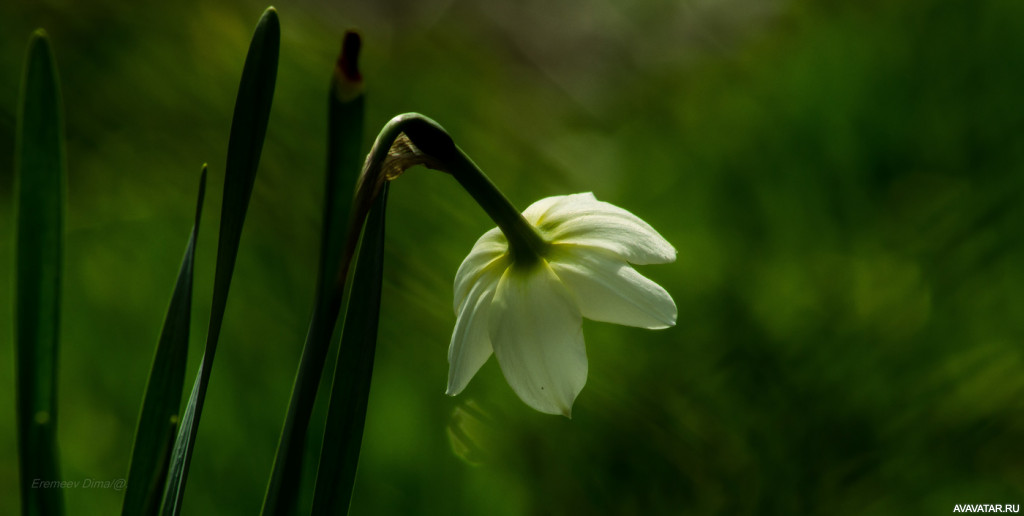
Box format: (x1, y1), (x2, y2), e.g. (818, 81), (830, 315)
(351, 113), (548, 267)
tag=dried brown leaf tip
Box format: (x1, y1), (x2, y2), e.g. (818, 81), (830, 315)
(333, 31), (363, 101)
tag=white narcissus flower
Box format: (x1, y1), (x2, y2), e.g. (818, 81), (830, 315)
(446, 192), (677, 416)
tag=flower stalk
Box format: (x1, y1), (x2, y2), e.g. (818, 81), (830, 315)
(346, 113), (548, 275)
(262, 30), (366, 516)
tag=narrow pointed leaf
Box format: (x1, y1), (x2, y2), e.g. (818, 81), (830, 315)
(14, 29), (66, 516)
(159, 8), (279, 515)
(121, 169), (206, 516)
(262, 31), (365, 516)
(312, 182), (389, 515)
(319, 31), (365, 300)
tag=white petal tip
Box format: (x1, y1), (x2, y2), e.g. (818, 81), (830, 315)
(445, 383), (462, 397)
(651, 246), (677, 265)
(642, 311), (677, 330)
(529, 403), (574, 418)
(526, 397), (576, 417)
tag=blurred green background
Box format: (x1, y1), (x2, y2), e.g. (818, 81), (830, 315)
(2, 0), (1024, 514)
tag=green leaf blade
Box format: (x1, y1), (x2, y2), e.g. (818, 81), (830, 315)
(261, 31), (366, 516)
(14, 29), (66, 516)
(211, 5), (281, 350)
(311, 183), (390, 516)
(121, 168), (206, 516)
(318, 31), (365, 305)
(160, 8), (280, 515)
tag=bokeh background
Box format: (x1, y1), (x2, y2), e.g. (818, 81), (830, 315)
(2, 0), (1024, 514)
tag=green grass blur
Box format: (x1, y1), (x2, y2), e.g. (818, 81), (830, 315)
(2, 0), (1023, 514)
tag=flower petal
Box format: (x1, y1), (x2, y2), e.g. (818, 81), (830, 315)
(453, 227), (507, 313)
(521, 193), (572, 225)
(530, 192), (676, 265)
(447, 265), (503, 396)
(549, 247), (677, 329)
(489, 263), (587, 417)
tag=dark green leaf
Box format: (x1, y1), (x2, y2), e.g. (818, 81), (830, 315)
(261, 31), (365, 516)
(14, 29), (66, 516)
(121, 168), (206, 516)
(160, 8), (279, 515)
(311, 182), (390, 516)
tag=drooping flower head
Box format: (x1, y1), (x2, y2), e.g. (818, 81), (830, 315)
(447, 192), (677, 416)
